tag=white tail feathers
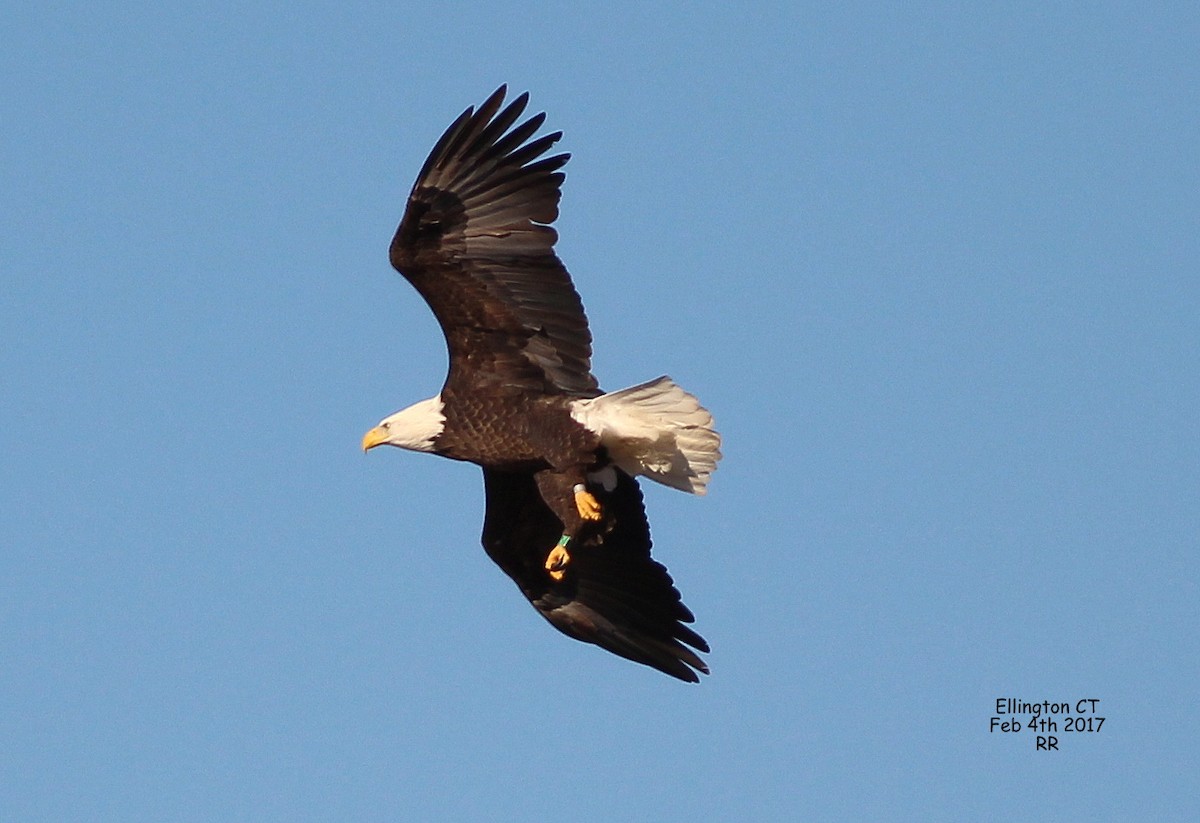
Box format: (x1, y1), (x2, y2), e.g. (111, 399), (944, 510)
(570, 376), (722, 494)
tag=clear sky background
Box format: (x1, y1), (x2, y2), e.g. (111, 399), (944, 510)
(3, 2), (1197, 821)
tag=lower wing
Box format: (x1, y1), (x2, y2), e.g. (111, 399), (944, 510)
(480, 466), (709, 682)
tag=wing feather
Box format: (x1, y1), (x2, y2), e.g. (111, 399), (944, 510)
(480, 467), (709, 682)
(390, 87), (598, 397)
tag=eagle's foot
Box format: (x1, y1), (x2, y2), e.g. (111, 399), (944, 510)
(574, 484), (602, 521)
(545, 535), (571, 581)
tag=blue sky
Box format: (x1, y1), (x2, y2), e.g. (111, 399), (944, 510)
(3, 2), (1197, 820)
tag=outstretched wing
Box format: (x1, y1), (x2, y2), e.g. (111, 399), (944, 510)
(480, 467), (710, 682)
(390, 86), (599, 398)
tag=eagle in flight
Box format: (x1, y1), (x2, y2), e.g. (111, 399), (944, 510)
(362, 87), (721, 681)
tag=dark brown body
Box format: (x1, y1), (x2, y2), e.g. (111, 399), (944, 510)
(433, 390), (597, 470)
(434, 389), (603, 537)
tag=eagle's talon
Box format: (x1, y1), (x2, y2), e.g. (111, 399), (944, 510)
(545, 540), (571, 580)
(574, 487), (602, 521)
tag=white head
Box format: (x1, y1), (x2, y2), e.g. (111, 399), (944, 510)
(361, 395), (445, 454)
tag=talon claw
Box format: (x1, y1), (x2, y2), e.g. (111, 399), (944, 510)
(546, 536), (571, 580)
(574, 487), (602, 521)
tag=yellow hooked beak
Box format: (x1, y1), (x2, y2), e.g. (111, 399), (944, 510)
(361, 426), (389, 452)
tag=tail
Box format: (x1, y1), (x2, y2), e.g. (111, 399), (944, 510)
(570, 376), (721, 494)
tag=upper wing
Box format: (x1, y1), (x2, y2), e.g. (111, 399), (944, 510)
(480, 467), (710, 682)
(390, 87), (599, 398)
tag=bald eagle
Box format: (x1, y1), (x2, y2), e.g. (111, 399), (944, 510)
(362, 87), (721, 682)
